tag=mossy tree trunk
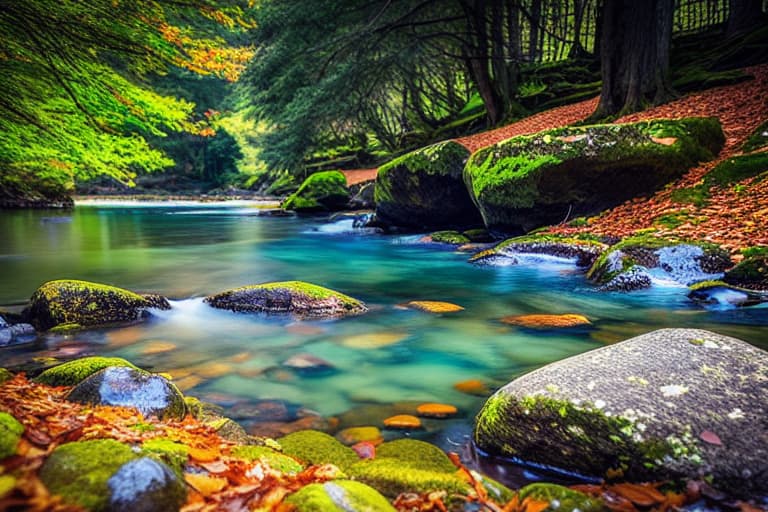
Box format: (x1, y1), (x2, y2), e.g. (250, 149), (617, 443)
(726, 0), (766, 37)
(592, 0), (675, 119)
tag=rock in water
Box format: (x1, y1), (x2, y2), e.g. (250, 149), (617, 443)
(374, 141), (482, 230)
(473, 328), (768, 498)
(464, 117), (724, 232)
(67, 366), (186, 420)
(282, 170), (350, 212)
(24, 279), (170, 331)
(205, 281), (367, 319)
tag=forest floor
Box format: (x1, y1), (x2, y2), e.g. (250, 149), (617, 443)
(341, 63), (768, 252)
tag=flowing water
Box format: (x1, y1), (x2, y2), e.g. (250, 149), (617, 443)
(1, 202), (767, 463)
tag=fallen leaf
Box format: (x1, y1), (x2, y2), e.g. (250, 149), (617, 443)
(184, 473), (227, 497)
(700, 430), (723, 445)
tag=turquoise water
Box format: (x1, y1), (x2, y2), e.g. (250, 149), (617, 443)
(1, 202), (767, 447)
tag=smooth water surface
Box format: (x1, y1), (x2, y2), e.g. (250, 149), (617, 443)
(1, 202), (767, 447)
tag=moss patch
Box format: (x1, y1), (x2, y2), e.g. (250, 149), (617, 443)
(231, 445), (305, 474)
(724, 248), (768, 290)
(39, 439), (138, 511)
(205, 281), (367, 318)
(429, 231), (471, 244)
(0, 368), (13, 385)
(0, 412), (23, 459)
(34, 356), (139, 386)
(375, 439), (457, 473)
(705, 152), (768, 187)
(742, 119), (768, 152)
(278, 430), (359, 470)
(25, 279), (166, 331)
(518, 483), (603, 512)
(285, 480), (396, 512)
(141, 438), (189, 477)
(347, 458), (469, 498)
(282, 170), (350, 212)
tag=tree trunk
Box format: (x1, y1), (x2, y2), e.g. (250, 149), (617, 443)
(568, 0), (590, 59)
(529, 0), (542, 61)
(727, 0), (766, 37)
(592, 0), (675, 118)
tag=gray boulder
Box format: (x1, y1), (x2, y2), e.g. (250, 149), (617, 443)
(474, 328), (768, 498)
(67, 366), (186, 420)
(108, 457), (187, 512)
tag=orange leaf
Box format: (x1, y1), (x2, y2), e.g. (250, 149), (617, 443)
(184, 473), (227, 497)
(199, 460), (228, 473)
(188, 446), (220, 462)
(611, 483), (665, 506)
(522, 497), (551, 512)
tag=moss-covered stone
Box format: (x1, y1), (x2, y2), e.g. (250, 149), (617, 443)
(429, 230), (471, 244)
(704, 152), (768, 188)
(724, 247), (768, 291)
(205, 281), (367, 319)
(375, 439), (457, 473)
(587, 234), (731, 287)
(24, 279), (170, 331)
(66, 366), (187, 420)
(278, 430), (360, 470)
(285, 480), (396, 512)
(282, 170), (350, 212)
(462, 228), (494, 243)
(463, 117), (724, 232)
(107, 457), (186, 512)
(0, 474), (16, 499)
(374, 141), (482, 230)
(39, 439), (138, 511)
(0, 368), (13, 385)
(347, 458), (469, 498)
(0, 412), (23, 459)
(34, 356), (139, 386)
(142, 438), (190, 477)
(742, 119), (768, 152)
(517, 483), (603, 512)
(231, 445), (305, 473)
(473, 328), (768, 498)
(470, 233), (606, 267)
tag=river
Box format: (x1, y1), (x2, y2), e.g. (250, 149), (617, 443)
(1, 201), (766, 456)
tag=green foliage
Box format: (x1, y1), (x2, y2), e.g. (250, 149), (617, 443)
(743, 120), (768, 152)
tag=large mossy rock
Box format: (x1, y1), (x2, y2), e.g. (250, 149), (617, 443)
(473, 328), (768, 498)
(0, 412), (23, 460)
(277, 430), (360, 470)
(282, 170), (350, 212)
(34, 356), (139, 386)
(724, 247), (768, 291)
(464, 117), (725, 232)
(25, 279), (171, 331)
(374, 141), (482, 229)
(205, 281), (367, 319)
(470, 233), (607, 267)
(40, 440), (184, 511)
(67, 366), (187, 420)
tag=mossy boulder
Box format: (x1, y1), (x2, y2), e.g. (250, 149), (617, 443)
(587, 235), (732, 290)
(0, 412), (23, 459)
(470, 234), (606, 267)
(39, 439), (138, 511)
(473, 328), (768, 498)
(724, 247), (768, 291)
(517, 483), (603, 512)
(285, 480), (395, 512)
(231, 445), (305, 473)
(687, 280), (768, 307)
(205, 281), (367, 319)
(282, 170), (350, 212)
(429, 230), (471, 244)
(34, 356), (139, 386)
(374, 141), (482, 229)
(25, 279), (171, 331)
(66, 366), (187, 420)
(107, 457), (186, 512)
(464, 117), (725, 232)
(278, 430), (360, 470)
(0, 368), (13, 385)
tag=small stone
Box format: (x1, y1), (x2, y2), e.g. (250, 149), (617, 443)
(141, 341), (177, 355)
(351, 441), (376, 459)
(500, 313), (591, 329)
(383, 414), (422, 429)
(339, 332), (408, 349)
(416, 403), (458, 418)
(336, 426), (383, 446)
(453, 379), (490, 396)
(283, 353), (335, 374)
(405, 301), (465, 313)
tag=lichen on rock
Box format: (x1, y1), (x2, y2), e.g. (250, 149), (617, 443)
(24, 279), (170, 331)
(205, 281), (367, 319)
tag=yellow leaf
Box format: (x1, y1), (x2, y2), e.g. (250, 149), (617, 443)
(184, 473), (227, 497)
(188, 446), (220, 462)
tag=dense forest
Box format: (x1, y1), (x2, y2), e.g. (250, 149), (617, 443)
(0, 0), (766, 205)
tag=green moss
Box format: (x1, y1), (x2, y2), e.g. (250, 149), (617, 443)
(742, 119), (768, 152)
(347, 458), (469, 499)
(282, 170), (349, 212)
(258, 281), (363, 310)
(285, 480), (396, 512)
(0, 412), (23, 459)
(141, 438), (189, 477)
(429, 231), (470, 244)
(0, 368), (13, 385)
(0, 474), (15, 499)
(653, 210), (699, 229)
(725, 250), (768, 289)
(705, 152), (768, 188)
(39, 439), (138, 511)
(374, 141), (469, 205)
(26, 279), (161, 331)
(688, 280), (729, 291)
(375, 439), (456, 473)
(518, 483), (603, 512)
(34, 356), (139, 386)
(474, 394), (676, 479)
(278, 430), (359, 470)
(670, 186), (710, 207)
(231, 445), (305, 474)
(462, 228), (493, 242)
(48, 323), (84, 334)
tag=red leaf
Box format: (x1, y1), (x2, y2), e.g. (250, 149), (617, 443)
(700, 430), (723, 446)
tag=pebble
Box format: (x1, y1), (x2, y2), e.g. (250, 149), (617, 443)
(416, 403), (458, 418)
(499, 313), (591, 329)
(336, 426), (384, 446)
(453, 379), (490, 396)
(383, 414), (422, 429)
(405, 301), (465, 313)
